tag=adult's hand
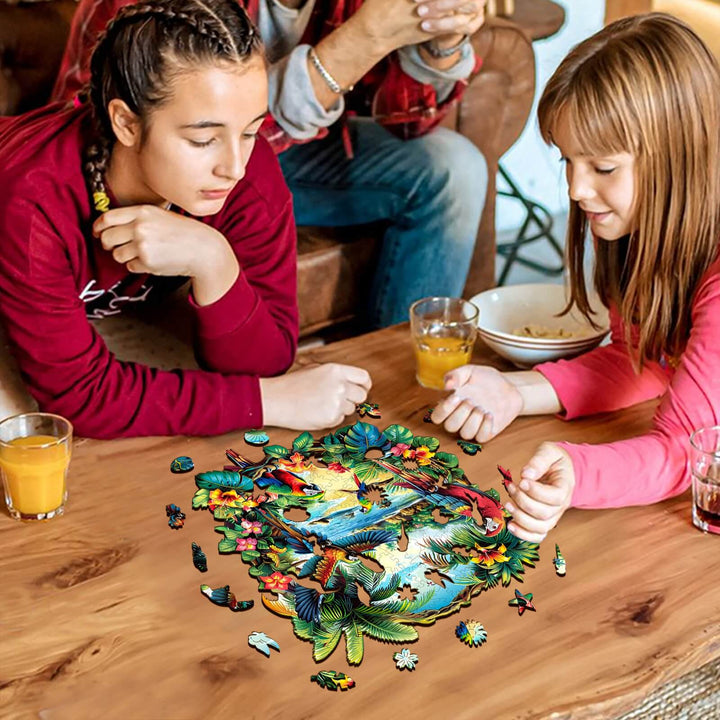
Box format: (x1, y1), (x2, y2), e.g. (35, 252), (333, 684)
(432, 364), (524, 442)
(415, 0), (487, 46)
(352, 0), (437, 53)
(260, 363), (372, 430)
(505, 443), (576, 543)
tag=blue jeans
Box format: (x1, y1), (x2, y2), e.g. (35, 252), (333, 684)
(279, 118), (488, 328)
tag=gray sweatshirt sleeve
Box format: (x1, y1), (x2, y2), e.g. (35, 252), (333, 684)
(268, 44), (344, 141)
(397, 42), (476, 103)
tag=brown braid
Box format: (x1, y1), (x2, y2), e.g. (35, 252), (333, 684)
(83, 0), (262, 213)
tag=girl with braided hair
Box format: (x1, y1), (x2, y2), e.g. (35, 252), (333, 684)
(0, 0), (370, 438)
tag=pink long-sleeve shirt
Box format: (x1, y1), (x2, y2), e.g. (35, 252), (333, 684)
(535, 258), (720, 509)
(0, 104), (299, 439)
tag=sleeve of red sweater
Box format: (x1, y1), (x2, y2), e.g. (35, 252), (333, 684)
(370, 53), (482, 141)
(189, 159), (298, 376)
(536, 266), (720, 508)
(0, 180), (297, 440)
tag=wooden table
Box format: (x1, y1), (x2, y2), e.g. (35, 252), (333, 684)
(2, 325), (719, 719)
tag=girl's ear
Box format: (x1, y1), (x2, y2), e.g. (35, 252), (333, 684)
(107, 99), (142, 148)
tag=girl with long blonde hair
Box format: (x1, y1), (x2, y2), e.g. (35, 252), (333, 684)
(433, 13), (720, 541)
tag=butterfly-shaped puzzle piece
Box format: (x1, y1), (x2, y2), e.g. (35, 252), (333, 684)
(165, 503), (186, 529)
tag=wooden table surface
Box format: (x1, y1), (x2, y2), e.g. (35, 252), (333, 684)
(2, 325), (719, 720)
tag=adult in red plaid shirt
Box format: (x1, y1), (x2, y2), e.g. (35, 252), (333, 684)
(53, 0), (489, 328)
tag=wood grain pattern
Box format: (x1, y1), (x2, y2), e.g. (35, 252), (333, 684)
(2, 325), (718, 719)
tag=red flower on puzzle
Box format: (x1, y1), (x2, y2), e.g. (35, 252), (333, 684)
(279, 452), (309, 472)
(327, 462), (346, 473)
(236, 537), (258, 552)
(258, 571), (294, 592)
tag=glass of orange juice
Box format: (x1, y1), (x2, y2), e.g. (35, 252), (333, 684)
(0, 412), (73, 521)
(410, 297), (479, 390)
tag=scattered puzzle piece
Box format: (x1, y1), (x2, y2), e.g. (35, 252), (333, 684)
(200, 584), (254, 612)
(355, 402), (381, 419)
(457, 439), (483, 456)
(191, 542), (207, 572)
(508, 588), (536, 615)
(497, 464), (513, 490)
(553, 544), (566, 577)
(455, 620), (487, 647)
(311, 670), (355, 691)
(244, 429), (269, 446)
(165, 503), (185, 529)
(170, 456), (194, 473)
(423, 407), (434, 423)
(248, 631), (280, 657)
(393, 648), (419, 670)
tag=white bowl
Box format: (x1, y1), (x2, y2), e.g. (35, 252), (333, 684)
(469, 284), (610, 369)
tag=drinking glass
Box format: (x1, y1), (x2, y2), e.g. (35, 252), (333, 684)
(0, 412), (73, 521)
(410, 297), (479, 390)
(688, 425), (720, 534)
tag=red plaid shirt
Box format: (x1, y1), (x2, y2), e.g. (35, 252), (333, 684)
(52, 0), (480, 153)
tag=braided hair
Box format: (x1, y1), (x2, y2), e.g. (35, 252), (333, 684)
(84, 0), (263, 213)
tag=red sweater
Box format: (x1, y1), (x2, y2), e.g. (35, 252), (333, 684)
(51, 0), (479, 152)
(0, 105), (299, 439)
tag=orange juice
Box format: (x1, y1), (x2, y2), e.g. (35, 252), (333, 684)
(414, 336), (472, 389)
(0, 435), (70, 517)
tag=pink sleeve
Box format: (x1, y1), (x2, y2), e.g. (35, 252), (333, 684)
(535, 305), (670, 419)
(559, 265), (720, 508)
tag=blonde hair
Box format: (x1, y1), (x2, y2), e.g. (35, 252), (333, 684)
(538, 13), (720, 368)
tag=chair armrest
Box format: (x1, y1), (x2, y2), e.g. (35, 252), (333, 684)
(452, 17), (536, 170)
(441, 17), (536, 297)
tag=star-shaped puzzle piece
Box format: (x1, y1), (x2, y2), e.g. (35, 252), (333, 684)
(508, 588), (536, 615)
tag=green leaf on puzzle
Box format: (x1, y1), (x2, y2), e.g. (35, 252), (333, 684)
(292, 431), (315, 454)
(192, 488), (210, 508)
(343, 621), (365, 665)
(264, 445), (290, 459)
(312, 626), (343, 662)
(411, 436), (440, 451)
(241, 550), (262, 562)
(383, 424), (413, 446)
(218, 538), (237, 554)
(434, 451), (459, 468)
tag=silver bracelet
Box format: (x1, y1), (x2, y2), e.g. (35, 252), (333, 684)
(308, 47), (353, 95)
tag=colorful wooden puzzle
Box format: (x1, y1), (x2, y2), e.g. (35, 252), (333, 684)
(191, 422), (539, 664)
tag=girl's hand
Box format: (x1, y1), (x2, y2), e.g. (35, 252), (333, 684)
(93, 205), (238, 306)
(260, 363), (372, 430)
(432, 364), (524, 442)
(505, 443), (576, 543)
